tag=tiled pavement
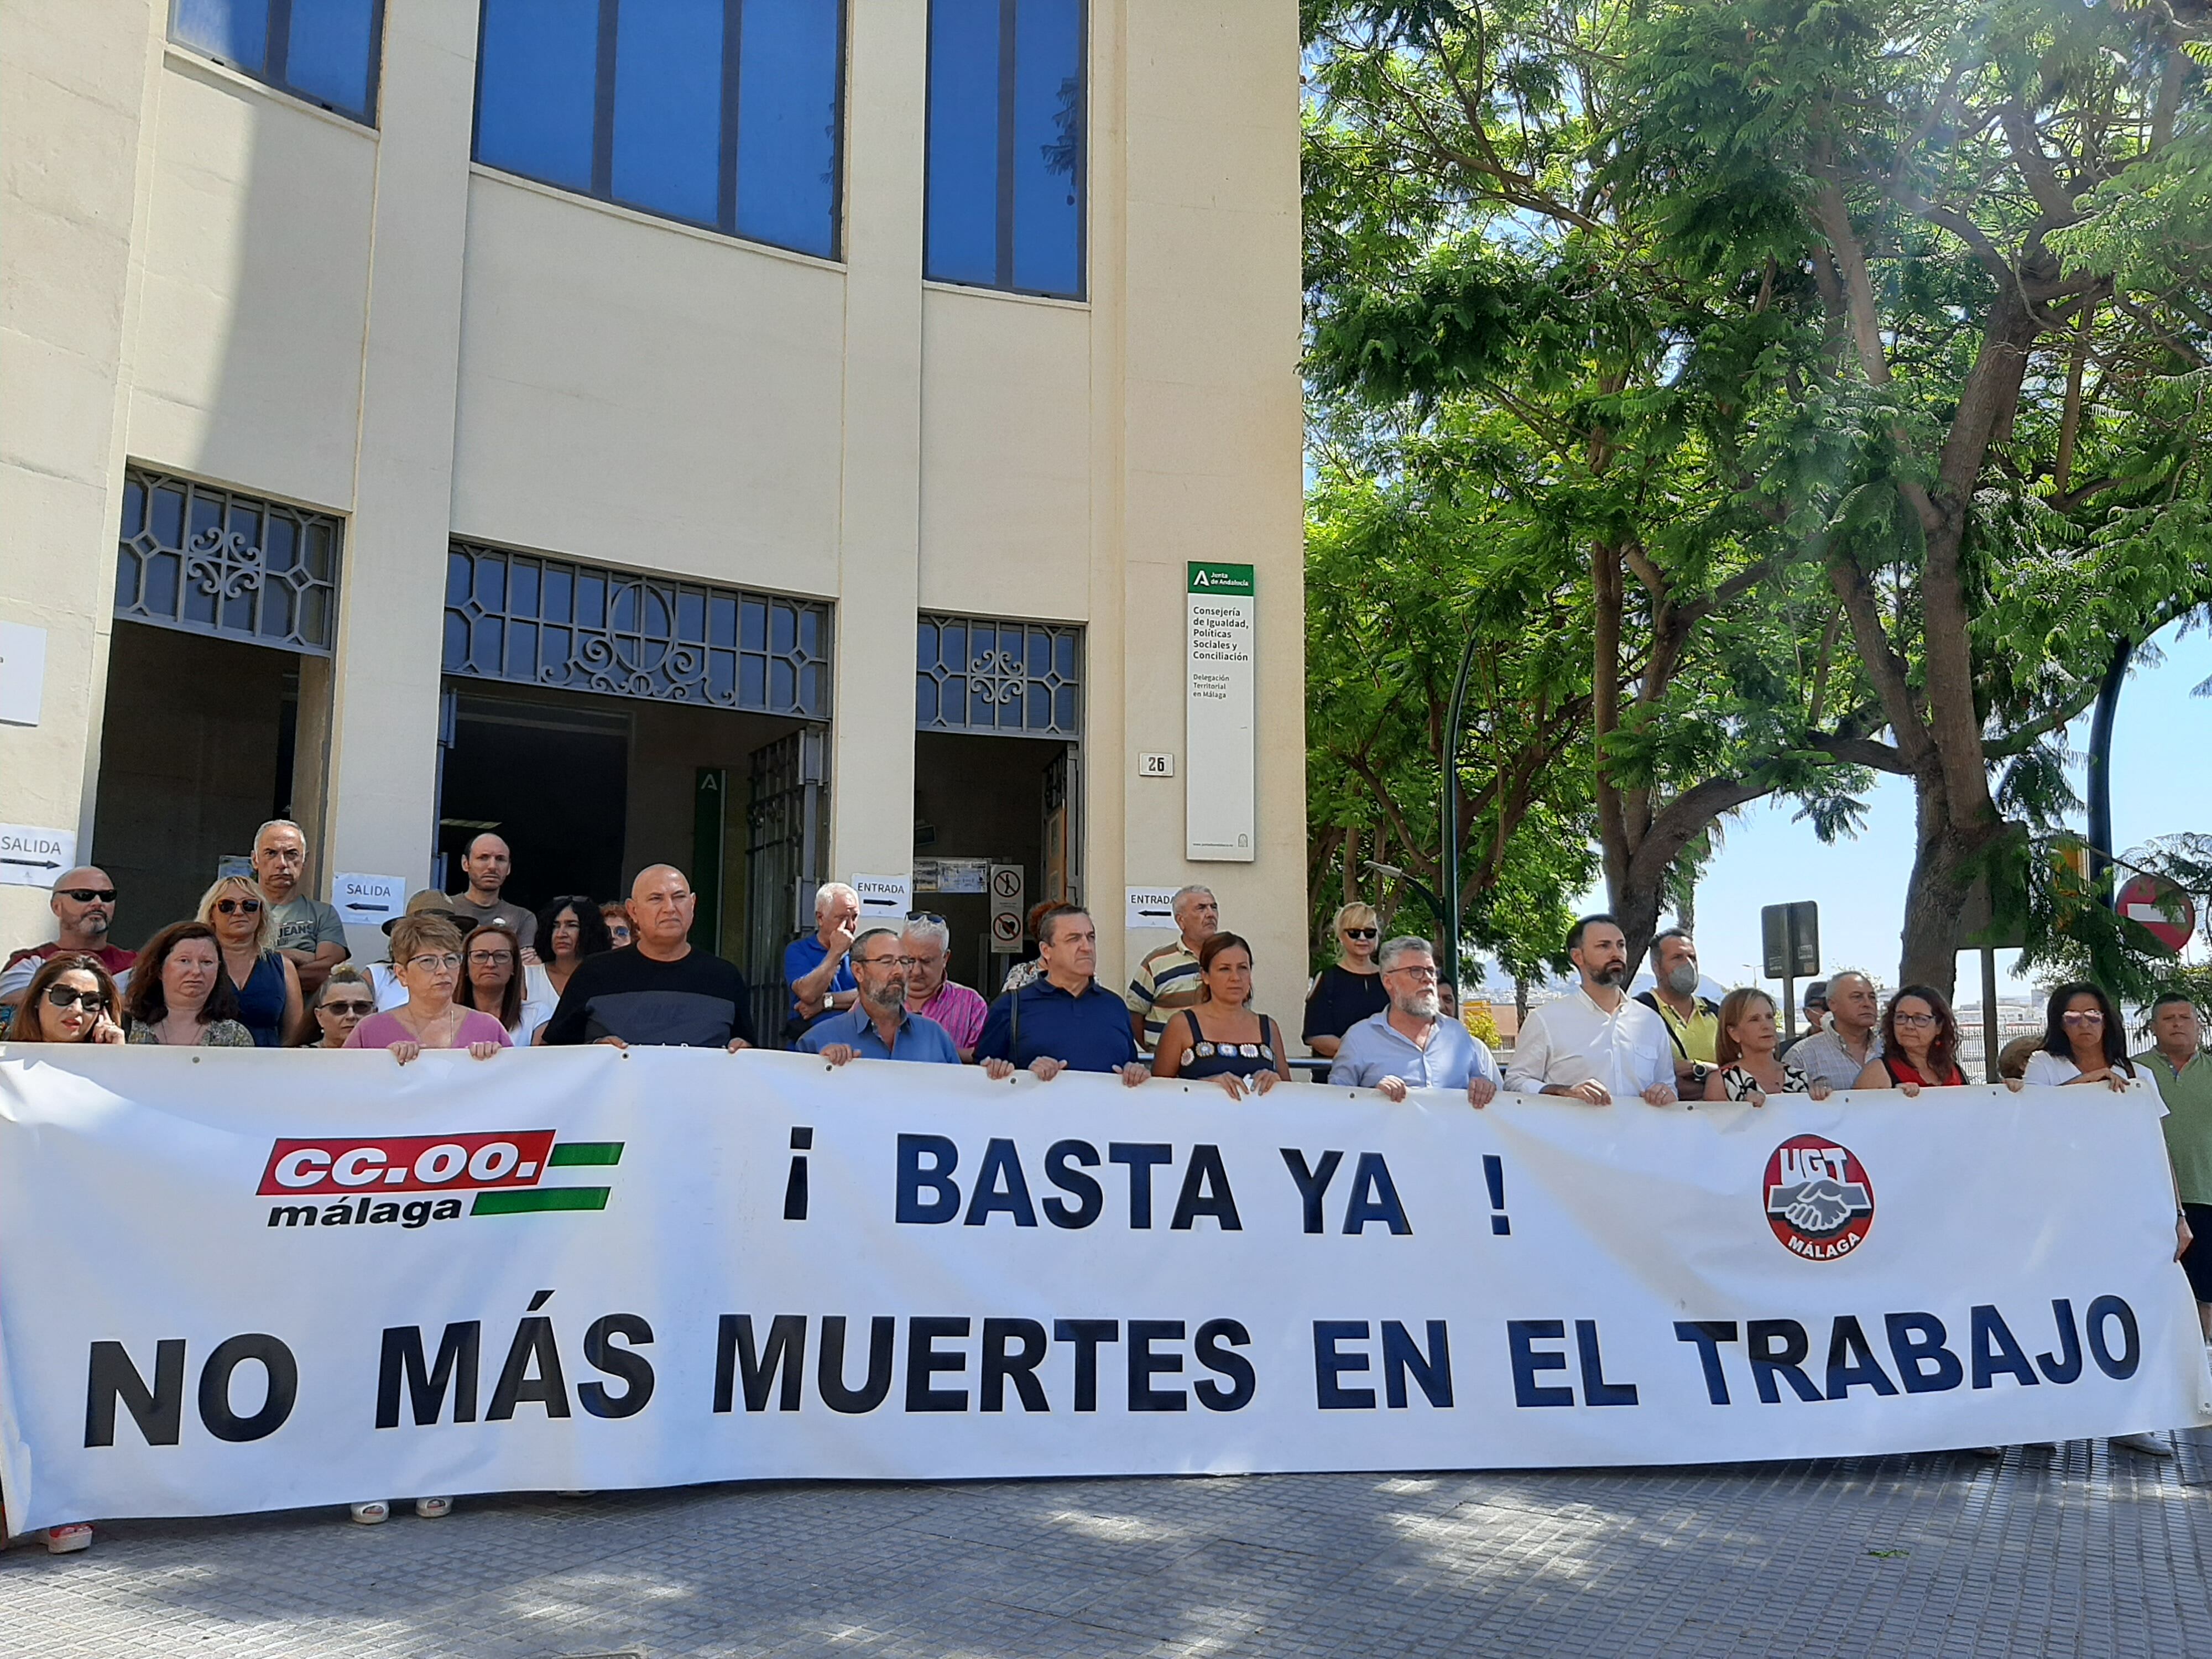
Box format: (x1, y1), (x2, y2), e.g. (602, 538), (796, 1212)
(3, 1430), (2208, 1657)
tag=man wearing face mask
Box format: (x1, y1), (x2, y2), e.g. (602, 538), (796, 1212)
(1633, 927), (1721, 1092)
(1504, 914), (1678, 1105)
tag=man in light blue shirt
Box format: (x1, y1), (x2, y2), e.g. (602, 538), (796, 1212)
(1328, 938), (1501, 1106)
(797, 928), (960, 1065)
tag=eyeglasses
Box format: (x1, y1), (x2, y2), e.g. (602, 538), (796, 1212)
(215, 898), (262, 915)
(1892, 1012), (1938, 1029)
(467, 950), (514, 966)
(2061, 1010), (2105, 1024)
(1387, 964), (1439, 981)
(43, 985), (109, 1013)
(894, 955), (941, 969)
(406, 953), (462, 972)
(320, 999), (373, 1016)
(58, 888), (117, 904)
(1343, 927), (1378, 940)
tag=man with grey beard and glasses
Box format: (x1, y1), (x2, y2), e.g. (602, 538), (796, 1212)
(1634, 926), (1721, 1093)
(1327, 937), (1501, 1107)
(1505, 914), (1679, 1105)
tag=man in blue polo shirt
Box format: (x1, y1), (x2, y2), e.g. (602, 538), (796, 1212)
(784, 881), (861, 1039)
(975, 906), (1150, 1086)
(1329, 937), (1501, 1107)
(797, 928), (959, 1065)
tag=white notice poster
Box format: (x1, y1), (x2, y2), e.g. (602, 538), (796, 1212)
(1186, 562), (1255, 861)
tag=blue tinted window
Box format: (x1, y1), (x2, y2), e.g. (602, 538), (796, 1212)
(171, 1), (385, 121)
(925, 0), (1000, 286)
(735, 0), (842, 257)
(926, 0), (1085, 299)
(283, 0), (377, 118)
(1011, 0), (1082, 296)
(477, 0), (599, 192)
(613, 0), (723, 225)
(174, 0), (268, 74)
(473, 0), (844, 259)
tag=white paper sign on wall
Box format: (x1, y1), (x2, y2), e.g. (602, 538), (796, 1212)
(851, 873), (912, 920)
(1126, 887), (1177, 930)
(331, 873), (407, 927)
(0, 823), (77, 890)
(0, 622), (48, 728)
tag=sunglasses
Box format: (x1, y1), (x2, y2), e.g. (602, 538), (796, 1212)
(906, 910), (946, 924)
(1342, 927), (1378, 940)
(215, 898), (262, 915)
(58, 888), (117, 904)
(43, 985), (110, 1013)
(320, 999), (373, 1016)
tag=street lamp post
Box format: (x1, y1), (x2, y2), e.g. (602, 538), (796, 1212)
(1440, 632), (1480, 998)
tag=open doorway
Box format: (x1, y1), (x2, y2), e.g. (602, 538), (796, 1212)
(912, 732), (1078, 1000)
(435, 692), (629, 908)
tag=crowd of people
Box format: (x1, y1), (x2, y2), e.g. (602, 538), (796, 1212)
(2, 828), (2208, 1550)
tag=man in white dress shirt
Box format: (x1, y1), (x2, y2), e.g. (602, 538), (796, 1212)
(1506, 915), (1678, 1105)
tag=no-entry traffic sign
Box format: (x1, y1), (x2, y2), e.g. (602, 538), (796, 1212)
(2117, 873), (2195, 952)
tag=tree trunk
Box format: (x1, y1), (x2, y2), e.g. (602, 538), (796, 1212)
(1896, 767), (2003, 999)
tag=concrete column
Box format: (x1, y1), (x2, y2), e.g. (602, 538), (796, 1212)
(825, 0), (928, 892)
(320, 0), (479, 968)
(0, 1), (162, 944)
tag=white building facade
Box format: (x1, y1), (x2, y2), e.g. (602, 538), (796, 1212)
(1, 0), (1306, 1031)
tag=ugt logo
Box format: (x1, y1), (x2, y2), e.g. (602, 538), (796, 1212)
(1762, 1135), (1875, 1260)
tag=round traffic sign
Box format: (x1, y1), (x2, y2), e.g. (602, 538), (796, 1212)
(2116, 873), (2195, 952)
(990, 910), (1021, 943)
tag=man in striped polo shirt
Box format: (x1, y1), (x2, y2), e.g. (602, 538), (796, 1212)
(1126, 884), (1219, 1053)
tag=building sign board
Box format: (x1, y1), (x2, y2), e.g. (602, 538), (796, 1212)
(851, 874), (912, 922)
(1186, 563), (1255, 862)
(0, 824), (75, 889)
(331, 873), (406, 927)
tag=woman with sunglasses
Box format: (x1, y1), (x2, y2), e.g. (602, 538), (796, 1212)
(307, 965), (377, 1049)
(9, 954), (126, 1046)
(458, 923), (551, 1046)
(600, 900), (633, 949)
(123, 922), (253, 1047)
(197, 875), (304, 1048)
(2023, 981), (2142, 1092)
(345, 916), (510, 1063)
(1301, 902), (1389, 1061)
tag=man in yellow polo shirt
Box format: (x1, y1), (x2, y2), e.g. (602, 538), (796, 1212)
(1634, 928), (1720, 1093)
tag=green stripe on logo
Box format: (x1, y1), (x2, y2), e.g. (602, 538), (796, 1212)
(472, 1188), (609, 1216)
(547, 1142), (624, 1166)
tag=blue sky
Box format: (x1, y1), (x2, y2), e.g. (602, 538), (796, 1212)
(1632, 620), (2211, 1001)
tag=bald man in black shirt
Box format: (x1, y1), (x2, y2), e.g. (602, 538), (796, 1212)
(540, 865), (754, 1050)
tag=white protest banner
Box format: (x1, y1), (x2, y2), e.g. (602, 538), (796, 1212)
(0, 1051), (2204, 1531)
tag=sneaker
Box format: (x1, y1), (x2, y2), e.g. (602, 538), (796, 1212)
(348, 1501), (389, 1525)
(413, 1497), (452, 1520)
(2111, 1431), (2174, 1458)
(44, 1524), (92, 1554)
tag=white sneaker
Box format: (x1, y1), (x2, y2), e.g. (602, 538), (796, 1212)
(413, 1496), (452, 1519)
(2111, 1431), (2174, 1458)
(44, 1523), (92, 1554)
(349, 1501), (389, 1525)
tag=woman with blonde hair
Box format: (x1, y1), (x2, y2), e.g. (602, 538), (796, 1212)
(1702, 987), (1832, 1105)
(1302, 901), (1388, 1060)
(197, 874), (304, 1047)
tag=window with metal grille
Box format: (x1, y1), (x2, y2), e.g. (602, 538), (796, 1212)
(444, 541), (831, 718)
(915, 614), (1081, 737)
(116, 469), (341, 654)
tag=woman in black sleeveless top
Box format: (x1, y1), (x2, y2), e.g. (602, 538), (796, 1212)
(1153, 933), (1291, 1100)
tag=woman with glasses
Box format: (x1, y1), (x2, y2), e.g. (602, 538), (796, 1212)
(123, 922), (253, 1047)
(9, 954), (126, 1045)
(307, 965), (377, 1049)
(1153, 933), (1290, 1100)
(600, 900), (633, 950)
(528, 896), (613, 1010)
(197, 875), (303, 1048)
(2023, 981), (2141, 1091)
(458, 922), (551, 1046)
(1855, 985), (2018, 1094)
(1301, 902), (1389, 1061)
(345, 916), (510, 1063)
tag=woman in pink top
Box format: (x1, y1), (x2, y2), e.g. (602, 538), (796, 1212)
(345, 915), (509, 1063)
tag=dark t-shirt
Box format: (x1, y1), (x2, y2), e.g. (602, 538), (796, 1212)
(1302, 964), (1389, 1043)
(539, 946), (755, 1048)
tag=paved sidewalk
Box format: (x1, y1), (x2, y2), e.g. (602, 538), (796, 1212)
(3, 1430), (2208, 1658)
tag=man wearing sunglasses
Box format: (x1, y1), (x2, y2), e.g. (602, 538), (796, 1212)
(0, 866), (135, 1011)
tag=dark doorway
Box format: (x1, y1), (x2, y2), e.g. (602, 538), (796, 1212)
(436, 691), (628, 914)
(912, 732), (1078, 1000)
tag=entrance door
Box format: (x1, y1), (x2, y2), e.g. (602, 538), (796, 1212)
(435, 692), (628, 913)
(744, 729), (826, 1044)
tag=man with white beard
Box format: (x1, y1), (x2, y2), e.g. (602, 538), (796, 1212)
(1327, 937), (1500, 1107)
(1506, 915), (1680, 1106)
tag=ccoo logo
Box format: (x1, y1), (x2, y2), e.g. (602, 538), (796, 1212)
(1762, 1135), (1875, 1260)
